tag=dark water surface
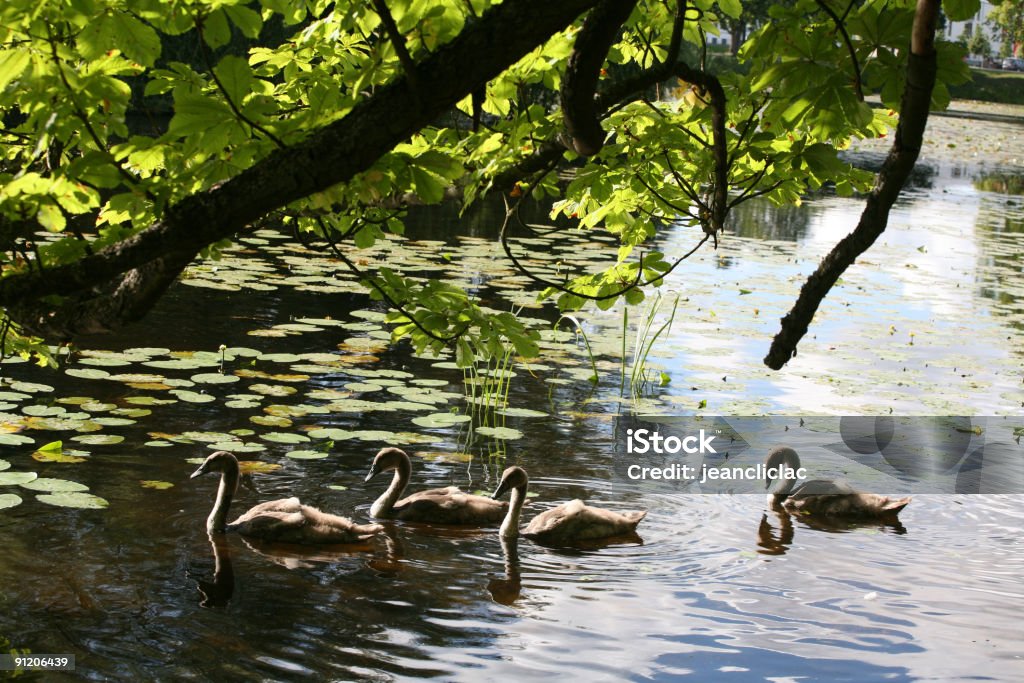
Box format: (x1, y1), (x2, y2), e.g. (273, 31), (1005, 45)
(1, 150), (1023, 680)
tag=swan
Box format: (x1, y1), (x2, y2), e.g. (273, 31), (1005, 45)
(765, 446), (911, 518)
(190, 451), (384, 543)
(491, 466), (646, 544)
(364, 447), (507, 524)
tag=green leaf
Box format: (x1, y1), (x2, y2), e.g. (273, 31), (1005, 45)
(169, 94), (235, 137)
(409, 166), (446, 203)
(0, 49), (31, 89)
(213, 56), (255, 106)
(718, 0), (742, 20)
(203, 9), (232, 49)
(943, 0), (981, 22)
(37, 203), (66, 232)
(224, 5), (264, 38)
(81, 12), (162, 67)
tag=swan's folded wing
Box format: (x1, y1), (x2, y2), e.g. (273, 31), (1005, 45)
(394, 487), (506, 524)
(525, 500), (646, 542)
(790, 479), (855, 496)
(229, 509), (306, 538)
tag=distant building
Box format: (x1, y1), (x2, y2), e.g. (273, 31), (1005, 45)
(944, 1), (1003, 54)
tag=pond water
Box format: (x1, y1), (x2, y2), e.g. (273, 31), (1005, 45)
(1, 112), (1023, 680)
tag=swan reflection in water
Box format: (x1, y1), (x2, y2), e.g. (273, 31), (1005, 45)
(487, 537), (522, 605)
(192, 532), (235, 608)
(756, 508), (907, 557)
(190, 530), (401, 607)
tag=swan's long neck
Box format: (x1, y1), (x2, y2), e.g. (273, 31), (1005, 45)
(766, 447), (801, 497)
(500, 484), (527, 540)
(208, 464), (238, 533)
(371, 459), (410, 518)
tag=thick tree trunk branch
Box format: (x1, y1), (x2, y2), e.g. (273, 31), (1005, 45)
(763, 0), (939, 370)
(561, 0), (639, 156)
(1, 0), (602, 338)
(493, 0), (686, 190)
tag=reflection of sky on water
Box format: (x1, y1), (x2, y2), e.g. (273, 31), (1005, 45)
(623, 159), (1024, 414)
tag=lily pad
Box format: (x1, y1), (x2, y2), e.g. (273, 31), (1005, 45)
(416, 451), (474, 463)
(257, 353), (303, 363)
(111, 408), (152, 418)
(344, 382), (384, 393)
(251, 415), (293, 428)
(124, 347), (171, 356)
(124, 396), (176, 406)
(80, 402), (117, 412)
(32, 448), (89, 463)
(78, 357), (130, 367)
(191, 373), (240, 384)
(182, 431), (239, 443)
(22, 405), (66, 417)
(0, 493), (21, 510)
(20, 478), (89, 492)
(238, 460), (281, 474)
(350, 430), (398, 441)
(390, 432), (438, 445)
(225, 399), (261, 409)
(410, 379), (449, 387)
(71, 434), (125, 445)
(497, 407), (549, 418)
(92, 417), (136, 427)
(208, 441), (266, 453)
(249, 384), (297, 397)
(0, 433), (34, 446)
(170, 390), (216, 404)
(8, 381), (54, 393)
(261, 432), (311, 444)
(65, 368), (112, 380)
(474, 426), (524, 440)
(144, 359), (213, 370)
(37, 492), (109, 509)
(0, 472), (38, 485)
(306, 428), (355, 440)
(0, 459), (8, 471)
(286, 450), (329, 460)
(140, 480), (174, 490)
(108, 373), (169, 384)
(412, 413), (473, 428)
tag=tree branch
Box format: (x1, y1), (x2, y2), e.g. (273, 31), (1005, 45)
(561, 0), (639, 156)
(764, 0), (940, 370)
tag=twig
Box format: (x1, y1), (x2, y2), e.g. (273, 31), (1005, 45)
(815, 0), (864, 101)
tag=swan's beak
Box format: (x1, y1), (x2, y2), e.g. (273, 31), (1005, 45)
(491, 480), (509, 500)
(190, 463), (208, 479)
(364, 466), (378, 483)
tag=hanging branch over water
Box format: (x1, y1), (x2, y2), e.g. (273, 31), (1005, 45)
(763, 0), (940, 369)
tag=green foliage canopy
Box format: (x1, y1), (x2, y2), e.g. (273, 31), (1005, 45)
(0, 0), (973, 368)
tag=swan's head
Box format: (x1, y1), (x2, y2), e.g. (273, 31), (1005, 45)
(492, 466), (529, 499)
(764, 446), (800, 490)
(365, 447), (410, 482)
(190, 450), (238, 479)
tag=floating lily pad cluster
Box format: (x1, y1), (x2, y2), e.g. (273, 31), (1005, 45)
(0, 459), (108, 509)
